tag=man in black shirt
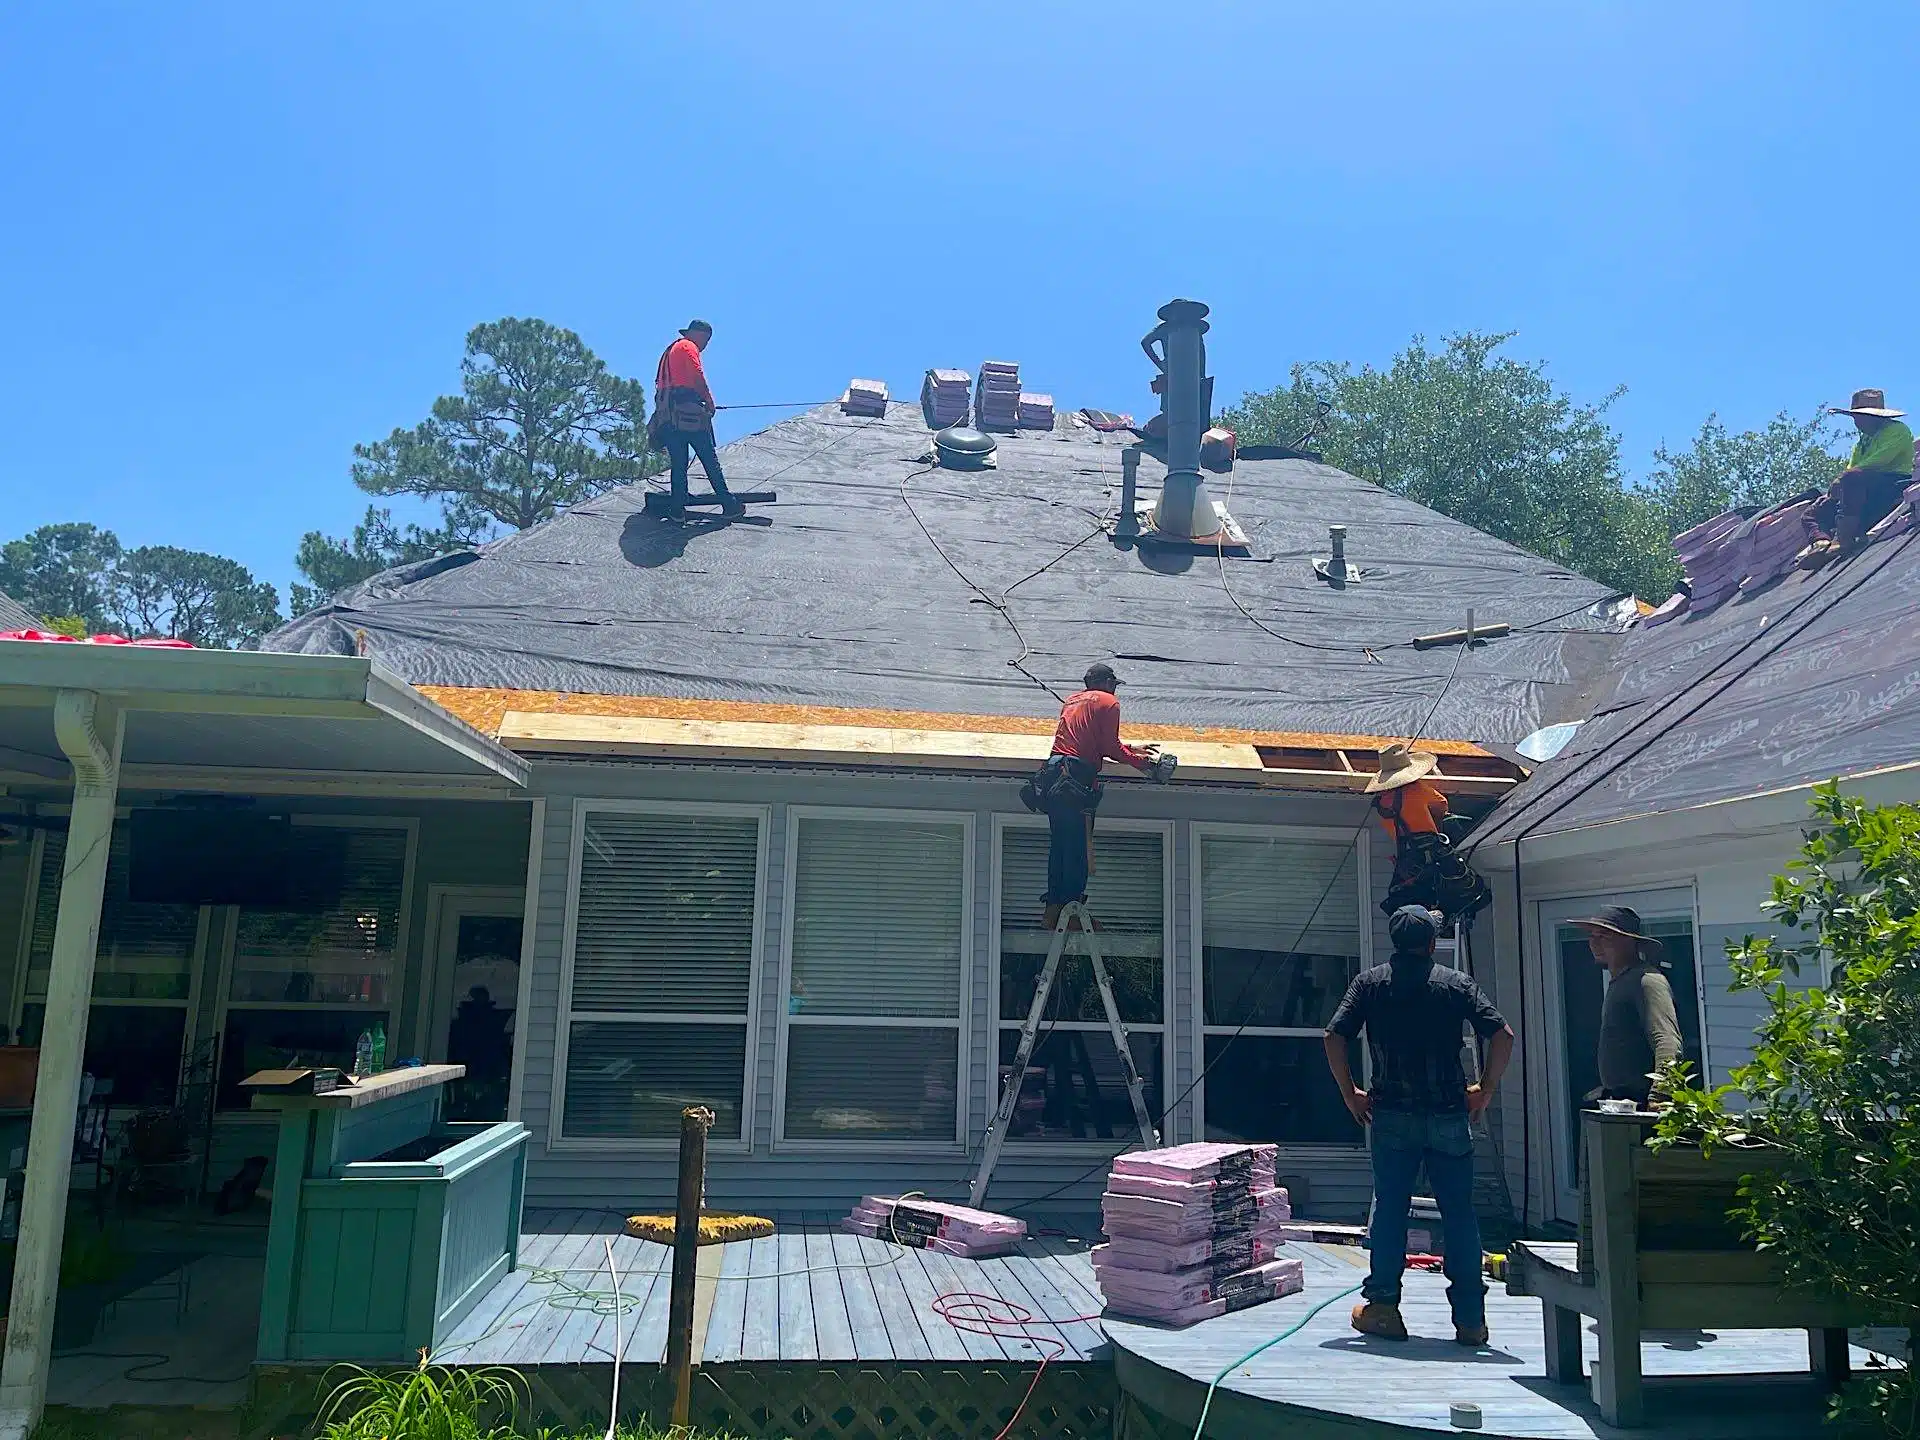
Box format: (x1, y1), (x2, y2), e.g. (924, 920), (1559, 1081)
(1324, 905), (1515, 1344)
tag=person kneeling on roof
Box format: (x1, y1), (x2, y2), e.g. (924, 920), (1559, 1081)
(1801, 387), (1914, 568)
(1368, 742), (1491, 925)
(1021, 663), (1165, 930)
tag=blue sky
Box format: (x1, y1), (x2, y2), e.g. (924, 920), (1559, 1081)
(3, 3), (1914, 603)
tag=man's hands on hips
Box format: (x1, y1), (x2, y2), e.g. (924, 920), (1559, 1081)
(1342, 1088), (1373, 1126)
(1466, 1083), (1492, 1117)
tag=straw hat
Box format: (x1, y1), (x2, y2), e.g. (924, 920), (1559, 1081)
(1573, 905), (1667, 960)
(1830, 387), (1905, 419)
(1365, 742), (1437, 794)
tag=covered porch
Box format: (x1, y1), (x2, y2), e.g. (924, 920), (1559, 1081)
(0, 643), (532, 1440)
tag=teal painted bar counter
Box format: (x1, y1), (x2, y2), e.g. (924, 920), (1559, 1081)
(252, 1064), (528, 1363)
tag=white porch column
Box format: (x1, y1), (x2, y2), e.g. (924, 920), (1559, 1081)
(0, 691), (122, 1440)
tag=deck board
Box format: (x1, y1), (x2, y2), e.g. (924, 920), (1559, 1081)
(853, 1231), (934, 1361)
(616, 1236), (673, 1364)
(911, 1244), (1007, 1361)
(701, 1234), (753, 1363)
(805, 1227), (858, 1361)
(775, 1228), (818, 1361)
(739, 1233), (782, 1360)
(436, 1211), (589, 1362)
(828, 1227), (897, 1361)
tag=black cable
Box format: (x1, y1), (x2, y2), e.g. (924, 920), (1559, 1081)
(714, 401), (839, 411)
(50, 1350), (252, 1385)
(648, 408), (892, 498)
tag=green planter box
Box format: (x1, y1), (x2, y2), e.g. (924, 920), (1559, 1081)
(253, 1066), (527, 1364)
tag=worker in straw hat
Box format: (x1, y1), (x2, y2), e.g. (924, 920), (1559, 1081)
(1800, 387), (1915, 568)
(1574, 905), (1683, 1109)
(1367, 742), (1490, 924)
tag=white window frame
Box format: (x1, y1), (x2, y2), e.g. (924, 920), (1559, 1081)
(988, 814), (1175, 1157)
(13, 821), (215, 1100)
(550, 799), (768, 1154)
(1534, 882), (1705, 1225)
(1189, 821), (1373, 1152)
(772, 806), (972, 1154)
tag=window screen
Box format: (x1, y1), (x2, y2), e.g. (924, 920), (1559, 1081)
(783, 816), (964, 1142)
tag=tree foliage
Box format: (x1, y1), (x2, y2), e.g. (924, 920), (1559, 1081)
(0, 523), (281, 648)
(1644, 410), (1847, 541)
(1658, 786), (1920, 1437)
(290, 505), (475, 617)
(352, 317), (651, 536)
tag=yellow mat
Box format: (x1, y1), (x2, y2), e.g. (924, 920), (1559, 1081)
(626, 1211), (774, 1246)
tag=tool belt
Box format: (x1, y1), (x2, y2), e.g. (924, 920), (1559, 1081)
(1019, 755), (1101, 815)
(1377, 795), (1491, 924)
(652, 385), (712, 437)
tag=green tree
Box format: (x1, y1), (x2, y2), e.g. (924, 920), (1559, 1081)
(0, 522), (123, 630)
(290, 505), (475, 617)
(1645, 410), (1847, 540)
(110, 545), (282, 648)
(351, 317), (651, 536)
(1659, 786), (1920, 1437)
(1221, 332), (1677, 599)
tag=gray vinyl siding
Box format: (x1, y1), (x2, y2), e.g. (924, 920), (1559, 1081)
(0, 835), (34, 1037)
(516, 759), (1385, 1220)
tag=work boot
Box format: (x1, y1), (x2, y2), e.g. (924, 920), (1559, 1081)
(720, 495), (746, 518)
(1455, 1322), (1490, 1347)
(1041, 903), (1063, 931)
(1350, 1302), (1408, 1340)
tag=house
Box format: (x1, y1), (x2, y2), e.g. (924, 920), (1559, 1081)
(1463, 494), (1920, 1232)
(0, 591), (39, 634)
(249, 322), (1636, 1224)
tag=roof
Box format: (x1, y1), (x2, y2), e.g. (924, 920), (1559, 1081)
(1470, 525), (1920, 848)
(263, 402), (1630, 747)
(0, 589), (39, 632)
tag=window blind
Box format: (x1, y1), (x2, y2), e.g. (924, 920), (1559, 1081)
(231, 826), (406, 1004)
(1000, 827), (1164, 1024)
(784, 1025), (958, 1140)
(564, 1021), (745, 1140)
(789, 817), (962, 1019)
(1200, 836), (1360, 957)
(572, 813), (759, 1014)
(28, 828), (199, 1001)
(1001, 827), (1164, 933)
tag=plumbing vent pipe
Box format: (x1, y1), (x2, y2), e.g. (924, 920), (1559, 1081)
(1329, 525), (1347, 571)
(1117, 447), (1142, 537)
(1142, 299), (1217, 539)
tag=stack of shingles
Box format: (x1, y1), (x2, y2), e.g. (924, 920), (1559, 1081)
(1650, 496), (1821, 628)
(1018, 393), (1055, 430)
(841, 378), (889, 417)
(841, 1195), (1026, 1258)
(1092, 1142), (1304, 1326)
(922, 369), (972, 427)
(975, 361), (1022, 431)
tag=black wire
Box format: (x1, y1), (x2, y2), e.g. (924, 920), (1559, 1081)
(50, 1350), (252, 1385)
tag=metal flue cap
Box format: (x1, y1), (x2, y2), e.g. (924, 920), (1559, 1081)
(934, 426), (997, 469)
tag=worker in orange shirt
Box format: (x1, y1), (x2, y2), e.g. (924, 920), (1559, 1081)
(651, 319), (742, 517)
(1366, 743), (1490, 925)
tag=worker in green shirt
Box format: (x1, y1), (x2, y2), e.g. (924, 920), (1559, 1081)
(1802, 387), (1915, 567)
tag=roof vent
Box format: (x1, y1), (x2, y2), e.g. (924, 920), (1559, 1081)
(1313, 525), (1362, 586)
(1018, 393), (1055, 430)
(934, 425), (997, 470)
(975, 362), (1021, 432)
(841, 379), (888, 417)
(923, 369), (971, 428)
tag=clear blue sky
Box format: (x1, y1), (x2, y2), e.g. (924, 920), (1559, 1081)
(4, 3), (1914, 603)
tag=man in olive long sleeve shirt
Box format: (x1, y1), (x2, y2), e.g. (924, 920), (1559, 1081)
(1577, 906), (1683, 1105)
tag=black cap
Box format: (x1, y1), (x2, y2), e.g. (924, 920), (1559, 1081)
(679, 318), (713, 337)
(1387, 904), (1440, 951)
(1084, 662), (1121, 689)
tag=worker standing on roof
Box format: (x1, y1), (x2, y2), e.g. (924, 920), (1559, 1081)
(1802, 388), (1914, 567)
(1367, 743), (1491, 924)
(1022, 663), (1167, 930)
(651, 319), (743, 517)
(1575, 906), (1684, 1108)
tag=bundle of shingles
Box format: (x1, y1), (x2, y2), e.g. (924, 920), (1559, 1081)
(1647, 496), (1822, 627)
(922, 369), (972, 427)
(975, 361), (1022, 431)
(1092, 1142), (1305, 1326)
(841, 1195), (1026, 1258)
(1017, 393), (1055, 430)
(841, 378), (889, 418)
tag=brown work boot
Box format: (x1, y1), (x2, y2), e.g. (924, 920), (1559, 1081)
(1455, 1322), (1490, 1347)
(1350, 1302), (1408, 1340)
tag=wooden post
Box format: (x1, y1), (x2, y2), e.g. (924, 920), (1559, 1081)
(1588, 1114), (1645, 1427)
(666, 1105), (714, 1429)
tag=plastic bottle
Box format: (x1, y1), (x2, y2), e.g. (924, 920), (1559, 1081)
(370, 1021), (387, 1074)
(354, 1029), (373, 1079)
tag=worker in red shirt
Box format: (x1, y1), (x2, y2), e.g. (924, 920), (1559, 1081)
(651, 319), (742, 517)
(1366, 743), (1490, 924)
(1028, 663), (1165, 928)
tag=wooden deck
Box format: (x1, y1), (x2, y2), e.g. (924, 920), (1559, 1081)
(1109, 1239), (1875, 1439)
(432, 1209), (1109, 1367)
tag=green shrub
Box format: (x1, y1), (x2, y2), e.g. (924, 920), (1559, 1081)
(1659, 786), (1920, 1437)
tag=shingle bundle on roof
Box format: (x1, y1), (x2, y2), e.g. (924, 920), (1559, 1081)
(1662, 500), (1819, 620)
(921, 369), (971, 428)
(1017, 393), (1055, 430)
(841, 379), (889, 418)
(975, 361), (1021, 432)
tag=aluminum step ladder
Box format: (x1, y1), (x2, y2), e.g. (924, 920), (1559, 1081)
(1437, 921), (1519, 1235)
(969, 901), (1159, 1207)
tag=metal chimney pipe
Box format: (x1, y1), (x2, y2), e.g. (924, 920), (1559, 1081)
(1143, 298), (1216, 538)
(1118, 447), (1142, 537)
(1329, 525), (1347, 570)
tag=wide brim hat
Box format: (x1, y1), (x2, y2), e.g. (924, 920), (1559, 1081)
(1573, 905), (1667, 957)
(1364, 742), (1438, 794)
(1830, 387), (1905, 419)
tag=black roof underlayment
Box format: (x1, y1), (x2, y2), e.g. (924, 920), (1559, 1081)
(0, 589), (39, 632)
(265, 403), (1632, 745)
(1470, 525), (1920, 846)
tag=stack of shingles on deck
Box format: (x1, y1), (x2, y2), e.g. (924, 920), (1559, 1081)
(1092, 1142), (1304, 1326)
(922, 368), (972, 427)
(841, 1195), (1026, 1257)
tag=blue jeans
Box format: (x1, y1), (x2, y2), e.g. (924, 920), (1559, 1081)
(1044, 805), (1089, 906)
(1363, 1107), (1485, 1328)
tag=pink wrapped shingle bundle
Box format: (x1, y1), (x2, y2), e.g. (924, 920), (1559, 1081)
(1101, 1227), (1288, 1274)
(975, 361), (1022, 431)
(1094, 1249), (1305, 1325)
(840, 1195), (1026, 1257)
(1100, 1185), (1289, 1242)
(841, 378), (888, 418)
(1110, 1141), (1277, 1187)
(1640, 591), (1689, 628)
(1737, 499), (1816, 592)
(922, 369), (972, 427)
(1018, 392), (1055, 430)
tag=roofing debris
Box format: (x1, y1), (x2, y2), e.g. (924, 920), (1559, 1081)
(264, 402), (1630, 746)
